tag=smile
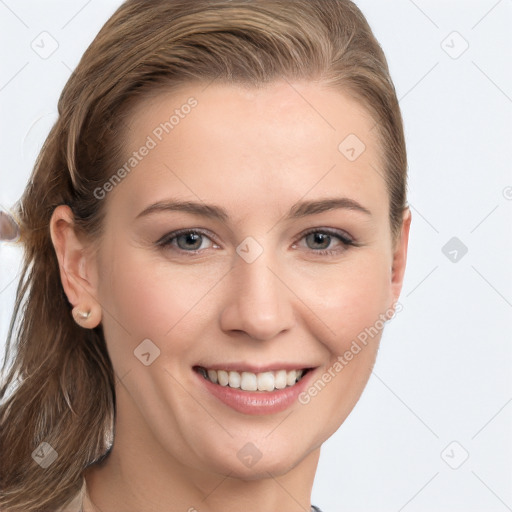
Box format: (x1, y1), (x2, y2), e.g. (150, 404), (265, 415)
(195, 366), (308, 392)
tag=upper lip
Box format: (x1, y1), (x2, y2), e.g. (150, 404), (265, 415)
(194, 363), (316, 373)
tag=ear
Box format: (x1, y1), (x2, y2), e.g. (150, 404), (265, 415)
(49, 205), (101, 327)
(389, 207), (412, 308)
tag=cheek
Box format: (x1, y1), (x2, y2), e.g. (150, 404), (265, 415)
(96, 245), (226, 368)
(294, 252), (392, 355)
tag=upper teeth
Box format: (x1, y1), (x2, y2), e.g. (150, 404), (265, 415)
(200, 368), (304, 392)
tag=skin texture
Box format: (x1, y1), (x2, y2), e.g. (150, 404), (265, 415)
(50, 80), (411, 512)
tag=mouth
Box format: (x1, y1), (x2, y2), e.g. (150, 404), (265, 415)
(193, 366), (311, 392)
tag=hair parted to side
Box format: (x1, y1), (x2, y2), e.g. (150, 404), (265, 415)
(0, 1), (407, 510)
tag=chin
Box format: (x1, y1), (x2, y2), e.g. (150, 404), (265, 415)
(195, 435), (317, 480)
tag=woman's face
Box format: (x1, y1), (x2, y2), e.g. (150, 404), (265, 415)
(87, 80), (409, 478)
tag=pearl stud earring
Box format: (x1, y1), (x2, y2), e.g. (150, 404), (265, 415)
(73, 307), (91, 321)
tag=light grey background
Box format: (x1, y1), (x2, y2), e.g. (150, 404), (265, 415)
(1, 1), (511, 511)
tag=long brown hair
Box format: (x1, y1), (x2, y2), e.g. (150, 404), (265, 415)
(0, 1), (407, 510)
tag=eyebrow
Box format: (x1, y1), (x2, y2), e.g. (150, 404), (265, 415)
(135, 197), (372, 222)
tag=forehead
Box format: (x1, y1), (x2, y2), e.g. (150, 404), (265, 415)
(109, 80), (387, 222)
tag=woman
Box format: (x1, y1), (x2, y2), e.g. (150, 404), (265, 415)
(0, 0), (411, 510)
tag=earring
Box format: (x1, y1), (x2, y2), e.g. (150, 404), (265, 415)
(72, 306), (91, 322)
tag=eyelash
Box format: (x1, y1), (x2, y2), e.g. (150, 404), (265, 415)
(156, 227), (359, 257)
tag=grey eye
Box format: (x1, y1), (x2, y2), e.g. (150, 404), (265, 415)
(305, 232), (333, 250)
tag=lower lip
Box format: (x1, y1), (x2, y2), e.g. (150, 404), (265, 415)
(195, 369), (315, 415)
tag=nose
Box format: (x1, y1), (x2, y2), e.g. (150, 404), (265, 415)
(219, 249), (295, 341)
